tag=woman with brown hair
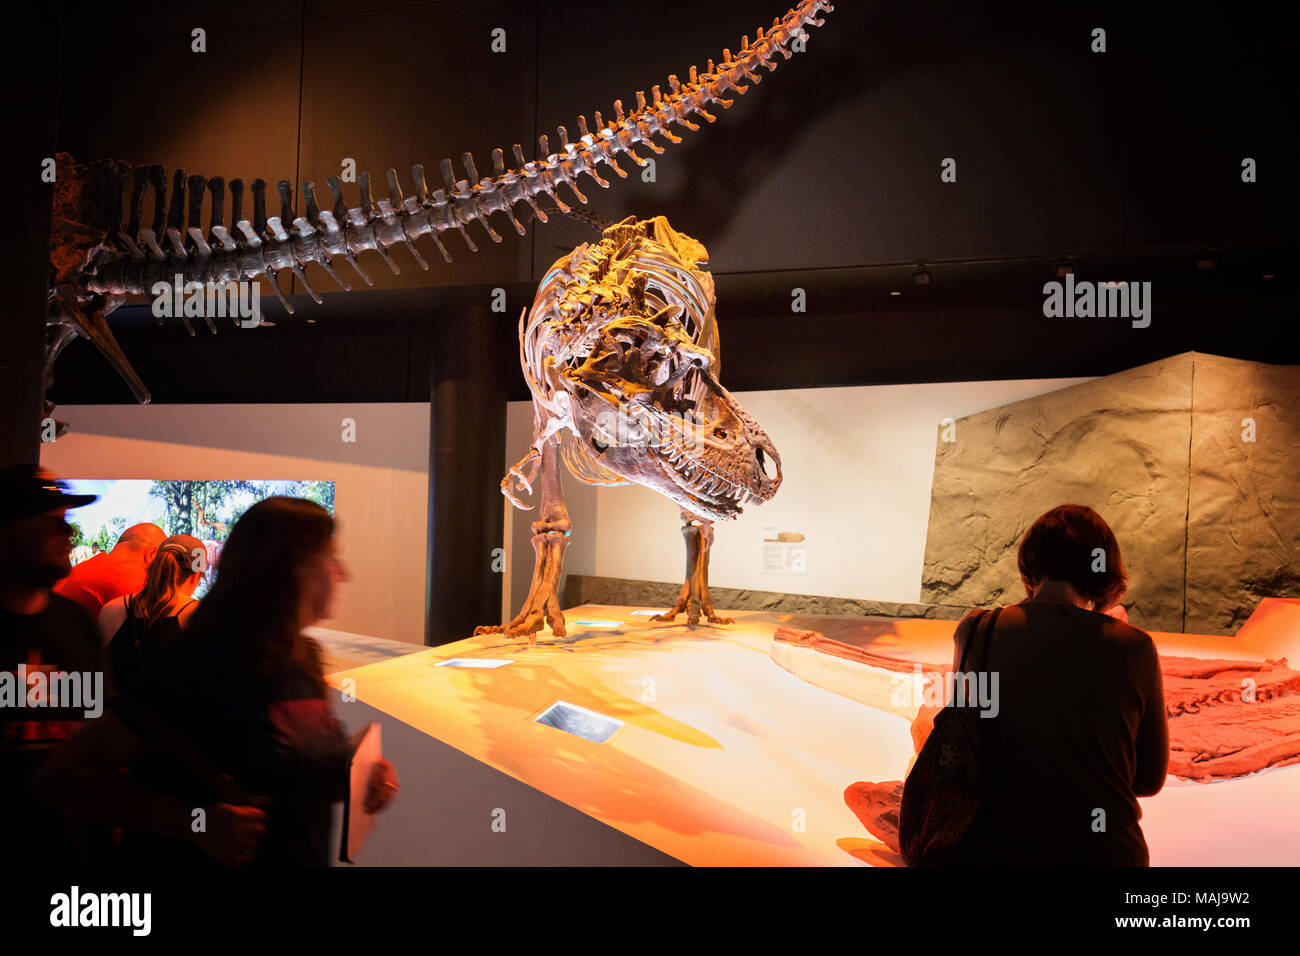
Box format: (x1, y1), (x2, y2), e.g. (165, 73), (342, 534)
(97, 534), (205, 696)
(850, 504), (1169, 866)
(36, 497), (399, 866)
(933, 503), (1168, 865)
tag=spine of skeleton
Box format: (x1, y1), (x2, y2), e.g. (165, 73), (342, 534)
(78, 0), (833, 326)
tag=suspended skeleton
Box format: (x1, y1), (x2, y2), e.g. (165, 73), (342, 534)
(43, 0), (833, 435)
(478, 215), (782, 640)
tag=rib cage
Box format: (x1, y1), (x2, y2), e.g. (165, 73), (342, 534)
(73, 0), (834, 329)
(519, 221), (718, 463)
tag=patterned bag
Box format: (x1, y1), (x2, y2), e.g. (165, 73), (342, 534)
(898, 607), (1001, 866)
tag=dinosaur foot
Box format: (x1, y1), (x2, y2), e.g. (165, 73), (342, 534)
(651, 579), (733, 629)
(474, 522), (571, 642)
(474, 599), (566, 643)
(651, 610), (735, 629)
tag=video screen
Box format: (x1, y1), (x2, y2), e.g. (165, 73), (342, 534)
(61, 479), (335, 598)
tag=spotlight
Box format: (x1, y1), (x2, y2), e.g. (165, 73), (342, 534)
(1054, 260), (1074, 277)
(889, 290), (901, 296)
(1196, 257), (1215, 271)
(913, 268), (931, 285)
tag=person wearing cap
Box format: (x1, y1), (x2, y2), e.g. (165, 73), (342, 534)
(0, 465), (107, 863)
(54, 521), (166, 618)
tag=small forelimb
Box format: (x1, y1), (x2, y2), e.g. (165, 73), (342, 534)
(500, 446), (543, 510)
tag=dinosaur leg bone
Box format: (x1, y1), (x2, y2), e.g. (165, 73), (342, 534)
(474, 436), (571, 642)
(652, 510), (733, 628)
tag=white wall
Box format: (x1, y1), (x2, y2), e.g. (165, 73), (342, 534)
(42, 403), (429, 645)
(504, 377), (1093, 613)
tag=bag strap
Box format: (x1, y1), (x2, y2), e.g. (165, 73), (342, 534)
(975, 606), (1001, 672)
(957, 607), (998, 673)
(970, 606), (1003, 794)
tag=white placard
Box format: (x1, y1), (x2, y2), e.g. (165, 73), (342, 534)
(762, 528), (807, 574)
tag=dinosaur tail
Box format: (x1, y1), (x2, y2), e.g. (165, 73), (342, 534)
(69, 0), (834, 318)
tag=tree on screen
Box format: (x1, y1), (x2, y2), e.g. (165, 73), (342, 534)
(148, 480), (259, 539)
(146, 480), (333, 541)
(299, 480), (335, 513)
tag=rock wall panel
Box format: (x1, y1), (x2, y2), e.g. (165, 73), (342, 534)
(1186, 355), (1300, 634)
(922, 352), (1300, 635)
(922, 353), (1194, 632)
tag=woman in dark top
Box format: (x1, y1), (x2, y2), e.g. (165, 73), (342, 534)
(941, 504), (1169, 865)
(97, 533), (205, 697)
(36, 497), (400, 866)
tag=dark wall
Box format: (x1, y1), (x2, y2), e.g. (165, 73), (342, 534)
(2, 4), (62, 464)
(47, 0), (1299, 410)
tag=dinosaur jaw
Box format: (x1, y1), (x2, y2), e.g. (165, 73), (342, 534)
(642, 407), (782, 522)
(651, 444), (754, 522)
(571, 375), (782, 521)
(644, 376), (783, 522)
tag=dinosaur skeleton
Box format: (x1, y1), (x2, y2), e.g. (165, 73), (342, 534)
(43, 0), (833, 433)
(477, 215), (782, 640)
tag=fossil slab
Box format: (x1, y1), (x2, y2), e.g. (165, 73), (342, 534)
(922, 352), (1299, 634)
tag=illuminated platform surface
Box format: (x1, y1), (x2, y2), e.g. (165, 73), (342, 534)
(325, 601), (1300, 866)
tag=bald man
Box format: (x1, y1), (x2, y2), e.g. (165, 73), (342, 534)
(54, 522), (166, 617)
